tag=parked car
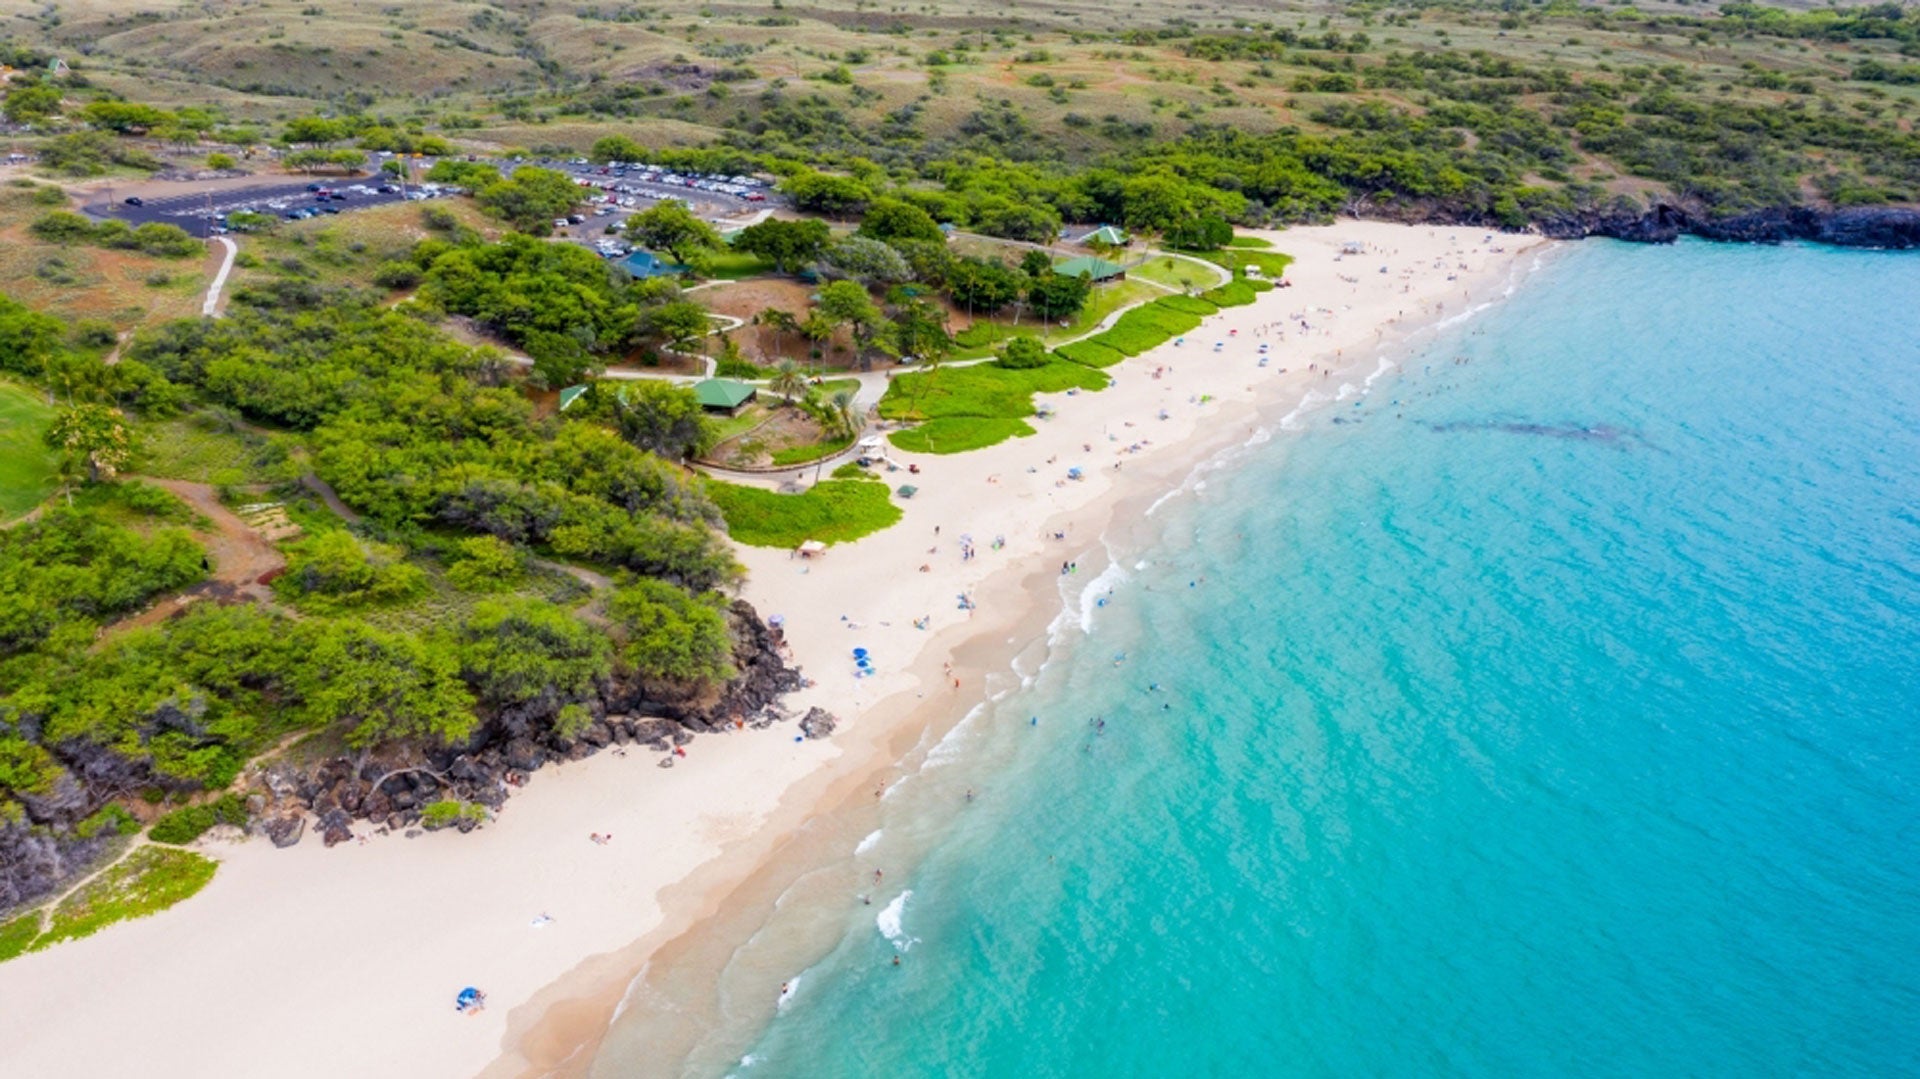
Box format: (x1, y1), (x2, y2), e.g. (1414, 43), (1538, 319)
(124, 196), (143, 206)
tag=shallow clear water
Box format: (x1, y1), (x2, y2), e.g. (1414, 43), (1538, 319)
(682, 240), (1920, 1077)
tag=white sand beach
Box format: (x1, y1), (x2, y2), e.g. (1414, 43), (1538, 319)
(0, 221), (1549, 1079)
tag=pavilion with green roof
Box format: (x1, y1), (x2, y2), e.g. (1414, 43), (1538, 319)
(692, 378), (758, 415)
(1053, 255), (1128, 282)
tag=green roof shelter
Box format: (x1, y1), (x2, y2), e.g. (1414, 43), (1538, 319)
(693, 378), (758, 414)
(1078, 225), (1129, 246)
(1054, 256), (1128, 282)
(557, 384), (590, 412)
(619, 250), (691, 279)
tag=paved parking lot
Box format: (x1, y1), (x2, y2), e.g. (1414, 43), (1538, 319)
(84, 179), (419, 232)
(76, 157), (779, 237)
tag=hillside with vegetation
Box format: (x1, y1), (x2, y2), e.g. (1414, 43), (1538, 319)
(1, 0), (1916, 237)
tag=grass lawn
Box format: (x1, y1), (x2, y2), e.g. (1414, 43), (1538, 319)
(0, 378), (57, 522)
(889, 416), (1034, 454)
(1228, 235), (1274, 249)
(878, 360), (1106, 422)
(770, 434), (853, 467)
(702, 250), (778, 280)
(879, 359), (1107, 453)
(706, 402), (772, 444)
(949, 279), (1157, 360)
(1126, 254), (1222, 292)
(3, 846), (218, 961)
(706, 474), (902, 547)
(1178, 247), (1295, 279)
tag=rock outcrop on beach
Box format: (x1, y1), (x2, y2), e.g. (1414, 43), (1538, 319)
(235, 601), (810, 847)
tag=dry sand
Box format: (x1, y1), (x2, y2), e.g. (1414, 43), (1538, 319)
(0, 221), (1549, 1079)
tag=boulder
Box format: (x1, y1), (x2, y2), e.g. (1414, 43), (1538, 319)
(317, 808), (353, 848)
(503, 739), (546, 773)
(265, 814), (306, 849)
(798, 708), (838, 740)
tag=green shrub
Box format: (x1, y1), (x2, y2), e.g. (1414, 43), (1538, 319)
(714, 357), (770, 379)
(1086, 324), (1162, 356)
(372, 261), (423, 290)
(889, 416), (1034, 453)
(445, 535), (524, 592)
(28, 210), (95, 243)
(275, 531), (427, 610)
(1155, 294), (1218, 316)
(206, 152), (237, 170)
(30, 185), (67, 207)
(0, 913), (42, 962)
(148, 793), (249, 845)
(995, 334), (1048, 369)
(420, 799), (487, 829)
(1054, 339), (1128, 367)
(707, 477), (903, 547)
(1200, 280), (1260, 307)
(74, 804), (140, 840)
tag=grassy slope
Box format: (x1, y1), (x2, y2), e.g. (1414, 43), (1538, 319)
(0, 378), (58, 521)
(706, 474), (903, 547)
(0, 846), (219, 962)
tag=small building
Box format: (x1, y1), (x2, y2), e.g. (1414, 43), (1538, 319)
(557, 384), (590, 412)
(1075, 225), (1129, 247)
(1053, 256), (1128, 283)
(693, 378), (758, 415)
(618, 250), (690, 279)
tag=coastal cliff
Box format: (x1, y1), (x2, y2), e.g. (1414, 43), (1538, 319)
(0, 601), (823, 906)
(249, 600), (825, 848)
(1533, 203), (1920, 249)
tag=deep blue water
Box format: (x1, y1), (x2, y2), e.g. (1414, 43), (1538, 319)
(718, 240), (1920, 1077)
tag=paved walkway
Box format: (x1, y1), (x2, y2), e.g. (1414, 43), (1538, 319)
(202, 235), (238, 316)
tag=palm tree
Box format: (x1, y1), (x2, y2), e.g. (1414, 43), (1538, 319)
(770, 359), (807, 404)
(829, 388), (858, 437)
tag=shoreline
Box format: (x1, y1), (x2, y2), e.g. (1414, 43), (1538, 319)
(0, 221), (1553, 1079)
(495, 222), (1559, 1076)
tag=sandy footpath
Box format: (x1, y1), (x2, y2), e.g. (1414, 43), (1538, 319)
(0, 221), (1548, 1079)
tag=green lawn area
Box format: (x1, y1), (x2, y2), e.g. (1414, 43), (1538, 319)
(878, 359), (1108, 453)
(770, 434), (853, 467)
(706, 403), (772, 444)
(949, 279), (1158, 360)
(2, 846), (218, 961)
(1126, 254), (1223, 292)
(879, 360), (1106, 422)
(1228, 235), (1274, 249)
(0, 378), (57, 522)
(1178, 247), (1295, 279)
(702, 250), (778, 280)
(889, 416), (1034, 454)
(706, 474), (903, 547)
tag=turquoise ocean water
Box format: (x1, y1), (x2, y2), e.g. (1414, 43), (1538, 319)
(644, 239), (1920, 1077)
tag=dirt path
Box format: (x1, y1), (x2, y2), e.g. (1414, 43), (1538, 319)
(101, 477), (289, 636)
(299, 473), (362, 525)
